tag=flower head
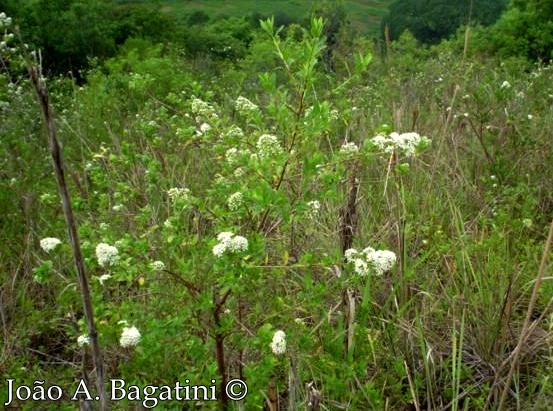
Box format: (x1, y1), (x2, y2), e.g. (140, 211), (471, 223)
(307, 200), (321, 218)
(371, 131), (431, 157)
(167, 187), (191, 203)
(212, 232), (249, 257)
(270, 330), (286, 355)
(256, 134), (283, 160)
(95, 243), (119, 267)
(345, 245), (396, 276)
(190, 97), (218, 121)
(150, 260), (165, 271)
(227, 192), (244, 211)
(367, 249), (397, 276)
(77, 334), (91, 347)
(40, 237), (62, 253)
(339, 141), (359, 155)
(97, 274), (112, 285)
(120, 325), (141, 348)
(235, 96), (259, 114)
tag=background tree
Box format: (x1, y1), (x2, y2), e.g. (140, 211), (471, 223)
(485, 0), (553, 62)
(381, 0), (507, 44)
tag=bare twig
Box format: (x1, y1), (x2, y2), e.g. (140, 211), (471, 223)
(26, 53), (107, 410)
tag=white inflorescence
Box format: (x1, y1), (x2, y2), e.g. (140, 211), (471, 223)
(120, 325), (141, 348)
(307, 200), (321, 218)
(224, 125), (245, 140)
(339, 141), (359, 154)
(345, 245), (396, 276)
(40, 237), (62, 253)
(212, 232), (249, 257)
(98, 274), (112, 285)
(77, 334), (91, 347)
(371, 131), (431, 158)
(167, 187), (191, 203)
(150, 260), (165, 271)
(227, 192), (244, 211)
(0, 12), (12, 28)
(235, 96), (259, 114)
(95, 243), (119, 267)
(190, 97), (218, 121)
(256, 134), (283, 159)
(270, 330), (287, 355)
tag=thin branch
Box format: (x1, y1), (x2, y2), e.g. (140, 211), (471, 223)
(26, 53), (107, 410)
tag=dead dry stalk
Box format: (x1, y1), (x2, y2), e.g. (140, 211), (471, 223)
(27, 53), (107, 410)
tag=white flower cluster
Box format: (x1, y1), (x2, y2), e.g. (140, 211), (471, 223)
(256, 134), (283, 160)
(307, 200), (321, 218)
(235, 96), (259, 114)
(167, 187), (191, 203)
(150, 260), (165, 271)
(77, 334), (91, 347)
(212, 232), (248, 257)
(371, 131), (431, 157)
(190, 97), (218, 121)
(120, 325), (141, 348)
(95, 243), (119, 267)
(225, 147), (249, 166)
(0, 12), (12, 29)
(500, 80), (511, 89)
(339, 141), (359, 155)
(227, 192), (244, 211)
(196, 122), (212, 136)
(345, 246), (396, 276)
(270, 330), (287, 355)
(97, 274), (111, 285)
(40, 237), (62, 253)
(224, 125), (245, 140)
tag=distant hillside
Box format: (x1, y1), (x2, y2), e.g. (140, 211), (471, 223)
(159, 0), (392, 35)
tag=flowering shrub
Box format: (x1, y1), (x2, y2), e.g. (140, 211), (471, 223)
(3, 10), (551, 411)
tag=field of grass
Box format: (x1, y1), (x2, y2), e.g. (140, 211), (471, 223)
(160, 0), (392, 34)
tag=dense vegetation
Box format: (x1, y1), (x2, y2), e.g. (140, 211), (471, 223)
(1, 1), (553, 410)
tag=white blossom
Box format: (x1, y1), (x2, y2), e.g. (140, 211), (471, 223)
(371, 131), (431, 158)
(345, 245), (396, 276)
(353, 258), (369, 276)
(228, 235), (248, 253)
(95, 243), (119, 267)
(198, 122), (211, 134)
(366, 249), (397, 276)
(344, 248), (358, 263)
(190, 97), (218, 121)
(97, 274), (112, 285)
(235, 96), (259, 113)
(227, 192), (244, 211)
(120, 326), (141, 348)
(212, 232), (248, 257)
(77, 334), (91, 347)
(256, 134), (283, 159)
(307, 200), (321, 218)
(224, 125), (244, 140)
(40, 237), (62, 253)
(339, 141), (359, 154)
(500, 80), (511, 89)
(150, 260), (165, 271)
(270, 330), (286, 355)
(167, 187), (191, 203)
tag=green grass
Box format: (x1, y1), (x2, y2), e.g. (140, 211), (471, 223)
(160, 0), (392, 34)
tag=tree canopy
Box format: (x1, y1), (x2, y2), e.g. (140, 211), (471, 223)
(381, 0), (507, 44)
